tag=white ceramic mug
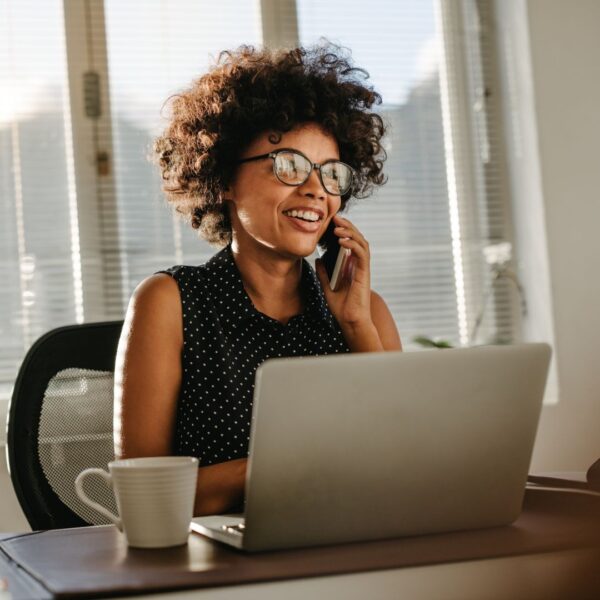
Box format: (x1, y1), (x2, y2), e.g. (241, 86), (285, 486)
(75, 456), (199, 548)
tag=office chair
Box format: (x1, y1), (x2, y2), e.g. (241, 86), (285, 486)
(6, 321), (124, 530)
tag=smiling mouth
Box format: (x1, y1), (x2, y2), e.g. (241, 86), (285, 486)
(282, 213), (322, 233)
(282, 209), (323, 223)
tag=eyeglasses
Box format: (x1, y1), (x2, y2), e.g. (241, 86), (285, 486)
(237, 148), (354, 196)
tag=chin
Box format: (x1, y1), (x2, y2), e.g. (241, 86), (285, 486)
(282, 239), (318, 260)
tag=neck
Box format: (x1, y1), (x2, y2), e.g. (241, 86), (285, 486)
(230, 235), (304, 313)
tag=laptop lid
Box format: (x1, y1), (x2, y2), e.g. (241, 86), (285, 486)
(241, 343), (551, 552)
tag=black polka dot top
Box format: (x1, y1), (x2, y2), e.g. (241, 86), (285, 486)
(158, 243), (350, 467)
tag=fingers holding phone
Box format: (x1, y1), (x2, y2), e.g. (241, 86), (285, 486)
(318, 218), (352, 291)
(315, 213), (372, 328)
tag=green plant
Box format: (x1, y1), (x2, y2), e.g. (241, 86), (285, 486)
(413, 336), (454, 349)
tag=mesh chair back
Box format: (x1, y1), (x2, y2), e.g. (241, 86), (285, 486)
(7, 321), (123, 530)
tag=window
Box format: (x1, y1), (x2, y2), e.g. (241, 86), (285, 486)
(296, 0), (519, 348)
(1, 0), (80, 403)
(299, 1), (460, 343)
(0, 0), (520, 412)
(102, 0), (262, 312)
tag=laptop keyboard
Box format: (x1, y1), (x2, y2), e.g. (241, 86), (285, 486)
(221, 522), (245, 535)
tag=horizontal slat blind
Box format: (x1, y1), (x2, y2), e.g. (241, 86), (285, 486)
(0, 0), (79, 400)
(102, 0), (262, 311)
(297, 0), (518, 348)
(0, 0), (519, 402)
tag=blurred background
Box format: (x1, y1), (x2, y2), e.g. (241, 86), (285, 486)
(1, 0), (599, 528)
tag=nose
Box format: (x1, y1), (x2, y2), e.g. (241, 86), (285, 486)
(299, 166), (327, 200)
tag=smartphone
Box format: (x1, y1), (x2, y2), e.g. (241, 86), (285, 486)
(317, 217), (353, 291)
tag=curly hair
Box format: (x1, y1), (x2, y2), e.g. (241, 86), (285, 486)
(153, 42), (387, 247)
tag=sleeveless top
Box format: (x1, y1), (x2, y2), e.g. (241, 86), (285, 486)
(158, 244), (350, 466)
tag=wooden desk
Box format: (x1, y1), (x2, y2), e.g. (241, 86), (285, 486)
(111, 550), (600, 600)
(1, 487), (599, 600)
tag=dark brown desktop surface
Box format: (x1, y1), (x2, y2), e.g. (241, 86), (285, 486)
(1, 487), (599, 599)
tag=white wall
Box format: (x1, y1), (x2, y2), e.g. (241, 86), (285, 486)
(497, 0), (600, 471)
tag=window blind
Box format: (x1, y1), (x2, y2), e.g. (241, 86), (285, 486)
(102, 0), (262, 313)
(296, 0), (519, 348)
(0, 0), (79, 401)
(0, 0), (520, 406)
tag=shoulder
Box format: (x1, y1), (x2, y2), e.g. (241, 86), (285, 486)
(123, 273), (183, 346)
(135, 264), (211, 304)
(370, 290), (403, 351)
(132, 273), (181, 312)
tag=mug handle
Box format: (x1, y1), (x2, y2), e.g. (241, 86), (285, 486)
(74, 468), (122, 530)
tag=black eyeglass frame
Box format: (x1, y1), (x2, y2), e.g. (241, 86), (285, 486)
(237, 148), (355, 196)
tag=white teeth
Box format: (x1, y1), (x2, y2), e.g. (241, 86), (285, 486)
(284, 209), (320, 222)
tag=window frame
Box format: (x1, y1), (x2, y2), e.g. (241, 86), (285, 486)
(63, 0), (123, 322)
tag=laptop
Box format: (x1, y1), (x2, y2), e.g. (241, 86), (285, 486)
(191, 343), (551, 552)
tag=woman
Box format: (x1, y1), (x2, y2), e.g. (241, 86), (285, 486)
(114, 43), (402, 517)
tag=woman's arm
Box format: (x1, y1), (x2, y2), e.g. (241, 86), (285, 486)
(113, 273), (246, 516)
(340, 290), (402, 352)
(114, 274), (181, 458)
(314, 215), (402, 353)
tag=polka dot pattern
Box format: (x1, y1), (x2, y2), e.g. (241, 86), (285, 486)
(157, 244), (350, 467)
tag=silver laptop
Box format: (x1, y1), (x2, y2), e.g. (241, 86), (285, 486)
(192, 343), (551, 552)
